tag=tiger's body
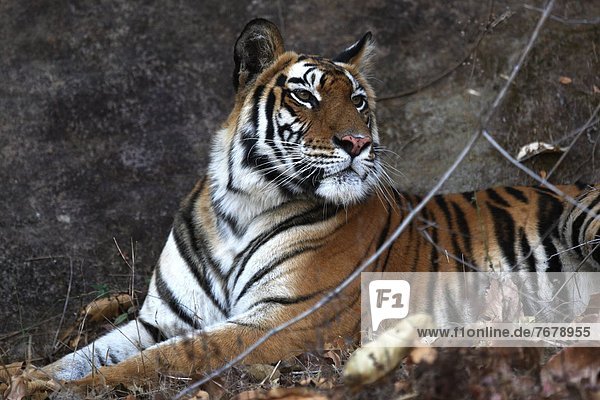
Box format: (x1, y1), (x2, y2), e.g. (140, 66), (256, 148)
(21, 19), (599, 387)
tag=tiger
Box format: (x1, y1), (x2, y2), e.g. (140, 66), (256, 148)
(5, 18), (600, 390)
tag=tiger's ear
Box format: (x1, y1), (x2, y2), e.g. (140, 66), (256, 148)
(233, 19), (285, 92)
(333, 32), (374, 72)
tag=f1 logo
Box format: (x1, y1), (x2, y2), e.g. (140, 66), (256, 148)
(369, 280), (410, 331)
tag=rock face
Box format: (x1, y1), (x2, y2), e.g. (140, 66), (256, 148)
(0, 0), (598, 360)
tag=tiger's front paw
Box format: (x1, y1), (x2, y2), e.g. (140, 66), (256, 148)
(42, 351), (95, 382)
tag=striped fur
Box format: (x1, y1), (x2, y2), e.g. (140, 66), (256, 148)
(34, 19), (599, 387)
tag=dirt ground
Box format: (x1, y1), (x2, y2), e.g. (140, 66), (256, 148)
(0, 0), (598, 388)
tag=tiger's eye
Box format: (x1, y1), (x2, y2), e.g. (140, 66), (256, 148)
(352, 95), (365, 107)
(294, 89), (312, 102)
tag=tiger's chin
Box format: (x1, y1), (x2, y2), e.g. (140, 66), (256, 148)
(314, 169), (377, 206)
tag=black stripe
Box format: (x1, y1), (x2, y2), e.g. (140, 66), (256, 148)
(410, 221), (420, 272)
(242, 87), (308, 195)
(534, 186), (556, 196)
(303, 67), (317, 83)
(155, 268), (201, 329)
(108, 351), (119, 366)
(246, 152), (303, 195)
(487, 202), (517, 269)
(214, 203), (245, 237)
(235, 244), (323, 303)
(230, 205), (339, 288)
(579, 194), (600, 244)
(319, 73), (327, 89)
(486, 188), (511, 208)
(226, 146), (246, 195)
(252, 85), (264, 128)
(570, 212), (587, 260)
(537, 193), (564, 272)
(421, 207), (439, 271)
(287, 77), (305, 85)
(270, 288), (362, 333)
(451, 201), (473, 263)
(94, 348), (107, 367)
(139, 318), (167, 343)
(518, 228), (537, 272)
(569, 193), (600, 260)
(173, 183), (230, 315)
(505, 187), (529, 204)
(393, 189), (406, 209)
(543, 238), (562, 272)
(575, 181), (588, 191)
(275, 74), (287, 87)
(253, 290), (323, 307)
(240, 85), (265, 169)
(434, 195), (453, 223)
(434, 196), (463, 268)
(462, 191), (476, 206)
(264, 88), (277, 143)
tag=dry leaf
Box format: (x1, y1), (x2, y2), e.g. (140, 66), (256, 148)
(343, 314), (432, 386)
(81, 293), (133, 323)
(4, 375), (27, 400)
(0, 362), (25, 384)
(559, 76), (572, 85)
(516, 142), (566, 162)
(2, 365), (60, 400)
(246, 364), (280, 382)
(322, 350), (342, 368)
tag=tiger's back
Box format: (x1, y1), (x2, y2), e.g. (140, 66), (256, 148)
(400, 184), (599, 273)
(10, 18), (598, 390)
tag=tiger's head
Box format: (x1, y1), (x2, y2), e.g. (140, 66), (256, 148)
(213, 19), (382, 207)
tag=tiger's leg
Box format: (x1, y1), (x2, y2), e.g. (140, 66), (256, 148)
(0, 318), (163, 386)
(69, 303), (357, 388)
(42, 319), (161, 381)
(42, 266), (198, 381)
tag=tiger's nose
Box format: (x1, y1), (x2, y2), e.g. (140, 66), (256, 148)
(334, 134), (372, 157)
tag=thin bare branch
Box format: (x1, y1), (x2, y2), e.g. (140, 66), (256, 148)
(377, 0), (495, 102)
(545, 103), (600, 180)
(524, 4), (600, 26)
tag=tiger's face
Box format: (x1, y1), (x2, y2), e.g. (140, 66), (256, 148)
(227, 20), (382, 207)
